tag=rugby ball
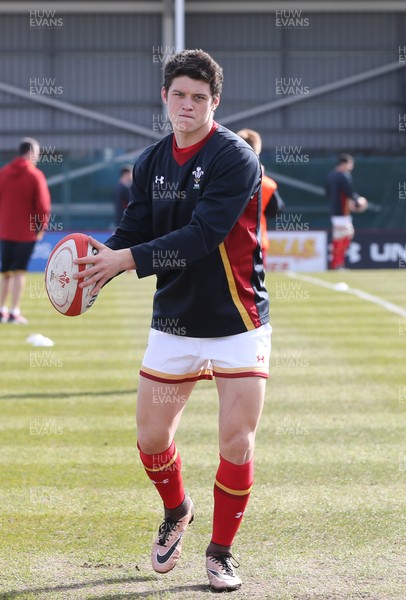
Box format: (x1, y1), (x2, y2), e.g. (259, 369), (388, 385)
(350, 196), (368, 214)
(45, 233), (98, 316)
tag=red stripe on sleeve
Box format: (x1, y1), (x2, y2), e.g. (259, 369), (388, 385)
(222, 191), (262, 329)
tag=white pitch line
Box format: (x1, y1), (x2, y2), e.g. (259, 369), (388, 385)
(285, 271), (406, 319)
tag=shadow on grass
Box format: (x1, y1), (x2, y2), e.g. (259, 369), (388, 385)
(1, 577), (209, 598)
(0, 389), (137, 401)
(90, 583), (211, 598)
(1, 575), (152, 598)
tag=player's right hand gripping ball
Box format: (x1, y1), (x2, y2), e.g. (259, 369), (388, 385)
(45, 233), (99, 316)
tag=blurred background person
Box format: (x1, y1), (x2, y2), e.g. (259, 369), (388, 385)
(325, 153), (368, 270)
(0, 137), (51, 324)
(114, 164), (133, 227)
(237, 129), (285, 269)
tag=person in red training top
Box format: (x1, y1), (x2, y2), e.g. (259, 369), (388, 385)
(75, 49), (271, 593)
(237, 129), (284, 268)
(0, 138), (51, 323)
(325, 153), (368, 270)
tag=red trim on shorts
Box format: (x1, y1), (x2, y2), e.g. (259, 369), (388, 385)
(139, 369), (213, 384)
(213, 370), (269, 379)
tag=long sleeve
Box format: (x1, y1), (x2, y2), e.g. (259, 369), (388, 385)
(100, 125), (268, 337)
(130, 145), (260, 278)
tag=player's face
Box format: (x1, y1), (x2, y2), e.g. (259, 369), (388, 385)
(162, 76), (220, 143)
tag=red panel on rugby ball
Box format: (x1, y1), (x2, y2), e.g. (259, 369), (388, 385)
(45, 233), (98, 316)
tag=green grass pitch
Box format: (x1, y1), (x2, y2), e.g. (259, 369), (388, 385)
(0, 269), (405, 599)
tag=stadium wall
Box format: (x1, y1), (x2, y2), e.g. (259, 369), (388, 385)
(0, 3), (405, 154)
(0, 1), (404, 271)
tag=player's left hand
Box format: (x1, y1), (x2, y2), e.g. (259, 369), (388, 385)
(74, 236), (135, 295)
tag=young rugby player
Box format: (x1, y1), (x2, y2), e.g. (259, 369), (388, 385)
(326, 153), (368, 270)
(75, 49), (271, 592)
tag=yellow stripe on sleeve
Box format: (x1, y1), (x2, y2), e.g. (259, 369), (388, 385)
(218, 243), (255, 331)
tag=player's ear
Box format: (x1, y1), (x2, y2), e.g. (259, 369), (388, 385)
(161, 87), (167, 104)
(212, 95), (220, 112)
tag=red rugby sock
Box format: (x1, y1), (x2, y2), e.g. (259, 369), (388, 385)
(138, 440), (185, 509)
(211, 455), (254, 546)
(331, 239), (345, 269)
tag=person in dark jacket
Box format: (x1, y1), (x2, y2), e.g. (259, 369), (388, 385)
(114, 165), (132, 226)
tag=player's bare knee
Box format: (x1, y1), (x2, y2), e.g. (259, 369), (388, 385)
(137, 432), (172, 455)
(219, 430), (256, 464)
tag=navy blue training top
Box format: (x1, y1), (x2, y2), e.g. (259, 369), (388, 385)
(326, 169), (360, 216)
(105, 124), (270, 338)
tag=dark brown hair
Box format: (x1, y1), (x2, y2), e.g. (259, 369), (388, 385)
(162, 49), (223, 99)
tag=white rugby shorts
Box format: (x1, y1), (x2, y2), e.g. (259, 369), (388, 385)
(331, 215), (354, 240)
(140, 323), (272, 383)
